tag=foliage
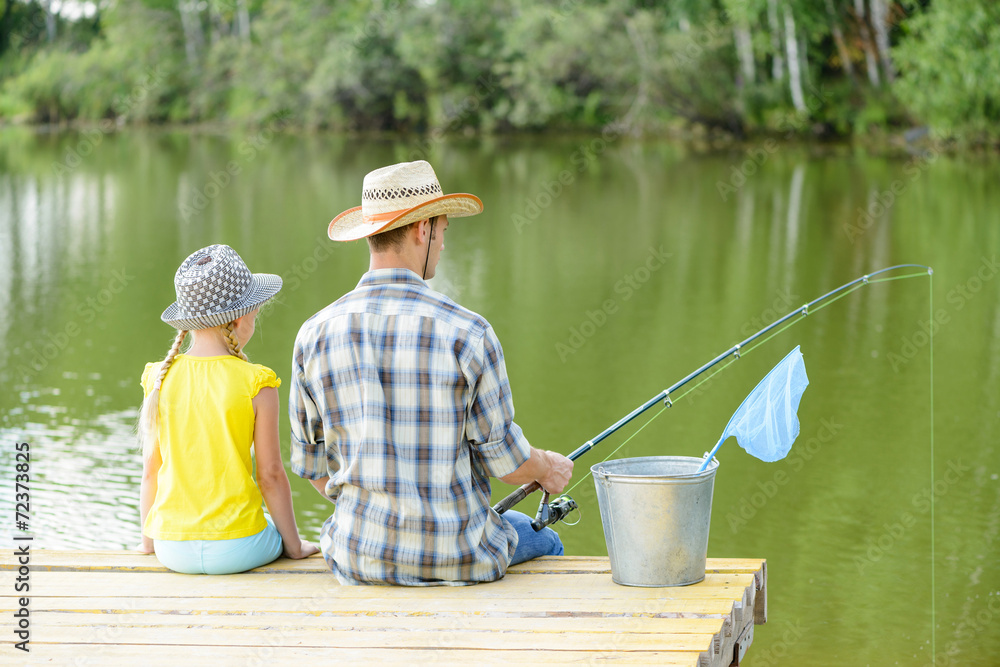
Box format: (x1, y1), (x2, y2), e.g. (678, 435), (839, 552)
(892, 0), (1000, 141)
(0, 0), (996, 142)
(490, 4), (636, 129)
(3, 4), (184, 123)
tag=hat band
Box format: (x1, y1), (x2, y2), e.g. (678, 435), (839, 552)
(363, 207), (413, 225)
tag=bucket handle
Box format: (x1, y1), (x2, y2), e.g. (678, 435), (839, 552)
(699, 453), (720, 471)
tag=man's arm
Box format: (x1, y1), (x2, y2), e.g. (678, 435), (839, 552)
(309, 476), (336, 504)
(500, 446), (573, 494)
(288, 339), (330, 481)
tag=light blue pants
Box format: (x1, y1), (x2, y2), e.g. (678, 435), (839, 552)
(505, 510), (564, 565)
(154, 514), (283, 575)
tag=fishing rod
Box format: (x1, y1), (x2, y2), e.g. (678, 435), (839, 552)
(494, 263), (932, 530)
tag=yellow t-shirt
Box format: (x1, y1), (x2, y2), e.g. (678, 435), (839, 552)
(141, 354), (280, 540)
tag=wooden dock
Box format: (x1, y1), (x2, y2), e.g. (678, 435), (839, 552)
(2, 551), (765, 665)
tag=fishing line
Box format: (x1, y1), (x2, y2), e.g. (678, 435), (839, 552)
(497, 265), (935, 530)
(929, 270), (936, 660)
(562, 405), (670, 498)
(558, 269), (934, 508)
(736, 272), (928, 356)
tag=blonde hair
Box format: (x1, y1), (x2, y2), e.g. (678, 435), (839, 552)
(138, 320), (249, 461)
(222, 321), (249, 361)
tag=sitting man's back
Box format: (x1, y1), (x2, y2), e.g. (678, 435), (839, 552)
(290, 161), (572, 585)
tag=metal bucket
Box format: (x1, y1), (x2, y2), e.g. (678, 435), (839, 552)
(591, 456), (718, 587)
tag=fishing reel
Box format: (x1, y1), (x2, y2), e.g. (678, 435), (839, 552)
(530, 492), (579, 531)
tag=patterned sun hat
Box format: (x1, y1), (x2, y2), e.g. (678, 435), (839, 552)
(160, 244), (282, 330)
(328, 160), (483, 242)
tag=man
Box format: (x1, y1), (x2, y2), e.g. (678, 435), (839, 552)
(290, 160), (573, 586)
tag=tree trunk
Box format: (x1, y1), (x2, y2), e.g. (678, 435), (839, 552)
(869, 0), (895, 83)
(41, 0), (56, 42)
(767, 0), (784, 81)
(798, 34), (810, 87)
(783, 7), (806, 112)
(734, 23), (755, 86)
(207, 7), (225, 45)
(177, 0), (204, 67)
(853, 0), (881, 86)
(825, 0), (856, 82)
(0, 0), (15, 54)
(622, 17), (650, 133)
(237, 0), (251, 41)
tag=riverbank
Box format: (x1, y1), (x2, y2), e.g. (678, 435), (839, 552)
(2, 117), (994, 160)
(4, 0), (999, 154)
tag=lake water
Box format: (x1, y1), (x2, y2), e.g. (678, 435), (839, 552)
(1, 127), (998, 665)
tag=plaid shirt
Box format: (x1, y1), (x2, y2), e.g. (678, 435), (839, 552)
(290, 269), (531, 586)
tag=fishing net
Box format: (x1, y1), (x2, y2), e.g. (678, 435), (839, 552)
(719, 346), (809, 462)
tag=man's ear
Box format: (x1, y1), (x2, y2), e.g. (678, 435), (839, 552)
(413, 218), (430, 244)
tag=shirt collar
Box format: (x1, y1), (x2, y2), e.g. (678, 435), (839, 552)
(357, 268), (428, 289)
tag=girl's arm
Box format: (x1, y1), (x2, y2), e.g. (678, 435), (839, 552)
(252, 386), (319, 560)
(137, 445), (161, 553)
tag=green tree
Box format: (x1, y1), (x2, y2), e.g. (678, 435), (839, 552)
(893, 0), (1000, 140)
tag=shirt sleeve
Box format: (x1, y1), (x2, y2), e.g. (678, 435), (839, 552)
(140, 362), (161, 397)
(252, 364), (282, 395)
(465, 325), (532, 478)
(289, 336), (328, 480)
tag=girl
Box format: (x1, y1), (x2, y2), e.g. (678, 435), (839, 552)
(137, 244), (317, 574)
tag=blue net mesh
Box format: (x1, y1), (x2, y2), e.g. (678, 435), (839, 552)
(720, 346), (809, 462)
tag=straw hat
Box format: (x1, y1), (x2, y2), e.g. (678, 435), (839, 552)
(160, 244), (282, 330)
(328, 160), (483, 242)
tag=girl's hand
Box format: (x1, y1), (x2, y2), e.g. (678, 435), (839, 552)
(135, 538), (155, 554)
(284, 538), (319, 559)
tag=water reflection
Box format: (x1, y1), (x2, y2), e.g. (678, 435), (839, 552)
(1, 404), (140, 550)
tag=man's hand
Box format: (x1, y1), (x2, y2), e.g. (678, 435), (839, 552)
(537, 450), (573, 495)
(500, 447), (574, 493)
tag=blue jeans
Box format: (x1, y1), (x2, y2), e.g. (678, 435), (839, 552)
(505, 510), (564, 565)
(154, 514), (283, 575)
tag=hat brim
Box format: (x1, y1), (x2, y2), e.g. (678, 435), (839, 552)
(160, 273), (282, 330)
(328, 193), (483, 242)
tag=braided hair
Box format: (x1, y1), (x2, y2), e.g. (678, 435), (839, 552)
(222, 321), (249, 361)
(138, 330), (188, 461)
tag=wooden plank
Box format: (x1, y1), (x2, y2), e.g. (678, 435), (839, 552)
(753, 560), (768, 624)
(733, 618), (755, 665)
(1, 595), (742, 617)
(0, 551), (765, 577)
(80, 608), (721, 667)
(13, 644), (705, 666)
(15, 571), (756, 601)
(33, 623), (717, 652)
(28, 610), (726, 634)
